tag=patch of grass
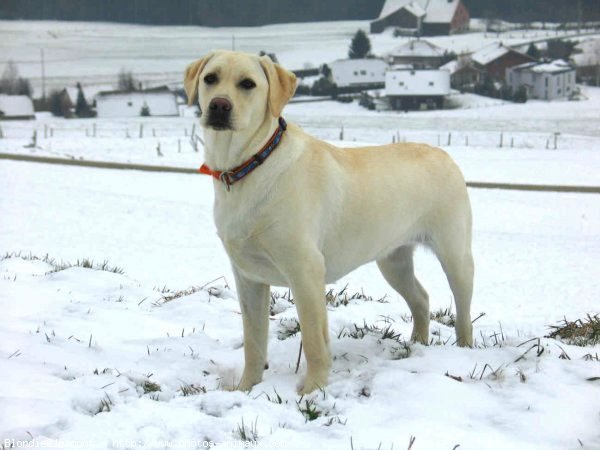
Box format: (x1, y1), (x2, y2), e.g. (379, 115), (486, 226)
(234, 417), (258, 443)
(179, 382), (206, 396)
(296, 397), (323, 422)
(338, 321), (403, 343)
(95, 393), (113, 414)
(157, 277), (231, 305)
(261, 387), (286, 405)
(337, 321), (411, 360)
(277, 318), (301, 340)
(430, 306), (456, 327)
(546, 314), (600, 347)
(142, 380), (161, 394)
(1, 251), (124, 274)
(159, 285), (204, 303)
(326, 284), (388, 307)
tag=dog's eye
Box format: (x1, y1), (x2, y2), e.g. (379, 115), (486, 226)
(204, 73), (218, 85)
(239, 78), (256, 90)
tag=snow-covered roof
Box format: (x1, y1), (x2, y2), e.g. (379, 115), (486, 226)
(388, 39), (445, 58)
(512, 59), (574, 74)
(439, 59), (458, 73)
(422, 0), (460, 24)
(377, 0), (459, 23)
(96, 86), (173, 97)
(378, 0), (424, 19)
(0, 95), (35, 118)
(471, 42), (529, 66)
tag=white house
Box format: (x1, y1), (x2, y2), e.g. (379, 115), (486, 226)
(95, 86), (179, 118)
(385, 65), (450, 110)
(507, 60), (576, 101)
(328, 59), (388, 89)
(0, 95), (35, 120)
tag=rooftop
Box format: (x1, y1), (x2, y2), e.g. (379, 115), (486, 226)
(0, 95), (35, 117)
(377, 0), (460, 23)
(389, 39), (445, 58)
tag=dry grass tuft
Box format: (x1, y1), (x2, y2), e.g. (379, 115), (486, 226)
(546, 314), (600, 347)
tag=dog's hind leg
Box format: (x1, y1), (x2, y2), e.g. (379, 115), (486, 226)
(377, 245), (430, 344)
(431, 218), (474, 347)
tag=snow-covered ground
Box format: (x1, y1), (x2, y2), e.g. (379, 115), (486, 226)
(1, 19), (600, 450)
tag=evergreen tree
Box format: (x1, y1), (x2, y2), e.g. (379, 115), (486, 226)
(75, 82), (92, 117)
(348, 29), (371, 59)
(526, 43), (541, 60)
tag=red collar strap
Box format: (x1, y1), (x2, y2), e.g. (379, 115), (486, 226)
(199, 117), (287, 191)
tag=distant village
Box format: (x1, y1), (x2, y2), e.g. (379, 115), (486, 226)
(1, 0), (599, 121)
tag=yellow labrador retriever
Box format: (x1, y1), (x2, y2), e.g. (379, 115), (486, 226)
(184, 51), (474, 394)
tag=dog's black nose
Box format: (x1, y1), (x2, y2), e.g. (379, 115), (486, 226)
(209, 97), (232, 113)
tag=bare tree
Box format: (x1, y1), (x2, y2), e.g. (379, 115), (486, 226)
(0, 60), (32, 96)
(118, 68), (138, 91)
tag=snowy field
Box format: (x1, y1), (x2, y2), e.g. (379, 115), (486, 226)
(2, 19), (600, 96)
(2, 19), (600, 450)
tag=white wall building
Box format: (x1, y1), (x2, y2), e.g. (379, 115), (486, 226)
(328, 59), (388, 88)
(95, 86), (179, 118)
(385, 66), (450, 109)
(507, 60), (576, 101)
(0, 95), (35, 120)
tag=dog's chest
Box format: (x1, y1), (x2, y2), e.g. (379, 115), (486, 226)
(215, 206), (287, 285)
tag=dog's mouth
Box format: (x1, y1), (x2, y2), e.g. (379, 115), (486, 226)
(206, 115), (233, 131)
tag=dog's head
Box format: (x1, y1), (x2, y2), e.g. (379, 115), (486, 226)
(184, 51), (296, 131)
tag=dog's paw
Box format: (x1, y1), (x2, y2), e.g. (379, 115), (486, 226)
(297, 370), (328, 395)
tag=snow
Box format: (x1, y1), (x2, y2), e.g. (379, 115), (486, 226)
(573, 37), (600, 67)
(2, 19), (598, 100)
(0, 95), (35, 118)
(514, 59), (574, 74)
(387, 39), (445, 58)
(420, 0), (460, 24)
(1, 19), (600, 450)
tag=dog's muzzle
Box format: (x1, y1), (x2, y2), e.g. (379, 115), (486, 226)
(207, 97), (233, 130)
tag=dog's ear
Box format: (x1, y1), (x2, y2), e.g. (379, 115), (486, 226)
(184, 53), (213, 106)
(259, 56), (297, 118)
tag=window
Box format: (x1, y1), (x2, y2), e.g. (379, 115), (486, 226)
(429, 81), (434, 86)
(545, 77), (548, 87)
(399, 81), (405, 86)
(353, 71), (358, 76)
(360, 70), (367, 75)
(127, 101), (133, 107)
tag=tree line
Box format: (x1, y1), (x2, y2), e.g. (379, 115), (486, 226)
(1, 0), (598, 26)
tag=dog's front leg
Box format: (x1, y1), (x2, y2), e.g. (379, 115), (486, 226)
(232, 266), (270, 392)
(285, 249), (331, 395)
